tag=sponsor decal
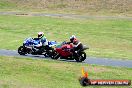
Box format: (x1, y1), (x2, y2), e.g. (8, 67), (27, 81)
(79, 68), (131, 86)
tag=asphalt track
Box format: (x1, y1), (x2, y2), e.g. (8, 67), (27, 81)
(0, 49), (132, 68)
(0, 11), (132, 20)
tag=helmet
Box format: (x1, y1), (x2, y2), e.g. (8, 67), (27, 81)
(38, 32), (44, 38)
(70, 35), (76, 42)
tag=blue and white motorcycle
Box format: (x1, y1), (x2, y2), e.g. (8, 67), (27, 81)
(18, 37), (57, 57)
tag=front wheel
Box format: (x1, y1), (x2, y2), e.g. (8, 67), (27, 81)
(18, 46), (26, 55)
(75, 52), (86, 62)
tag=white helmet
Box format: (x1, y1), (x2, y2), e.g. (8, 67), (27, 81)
(70, 35), (76, 42)
(38, 32), (44, 38)
(70, 35), (76, 40)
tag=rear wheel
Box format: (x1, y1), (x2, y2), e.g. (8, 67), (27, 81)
(80, 52), (86, 61)
(75, 52), (86, 62)
(43, 46), (54, 57)
(18, 46), (26, 55)
(47, 48), (54, 57)
(51, 51), (60, 60)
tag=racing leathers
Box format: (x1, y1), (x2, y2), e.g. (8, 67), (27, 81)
(34, 36), (48, 47)
(73, 40), (83, 53)
(33, 36), (48, 53)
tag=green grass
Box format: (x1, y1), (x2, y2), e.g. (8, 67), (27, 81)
(0, 56), (132, 88)
(0, 0), (16, 10)
(0, 15), (132, 60)
(0, 0), (132, 16)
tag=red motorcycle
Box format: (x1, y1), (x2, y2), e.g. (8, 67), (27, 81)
(51, 42), (88, 62)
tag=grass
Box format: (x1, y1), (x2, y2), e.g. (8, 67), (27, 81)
(0, 15), (132, 60)
(0, 0), (132, 16)
(0, 0), (16, 10)
(0, 56), (132, 88)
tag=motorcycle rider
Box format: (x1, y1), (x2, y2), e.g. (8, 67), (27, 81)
(33, 32), (49, 53)
(67, 35), (83, 55)
(72, 38), (83, 53)
(37, 32), (48, 46)
(33, 32), (48, 47)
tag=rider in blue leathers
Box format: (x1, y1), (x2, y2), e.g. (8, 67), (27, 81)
(33, 32), (48, 53)
(37, 32), (48, 46)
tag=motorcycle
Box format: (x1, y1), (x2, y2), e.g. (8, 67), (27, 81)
(18, 37), (57, 57)
(51, 41), (89, 62)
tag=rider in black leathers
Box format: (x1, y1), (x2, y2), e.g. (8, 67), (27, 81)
(67, 35), (83, 56)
